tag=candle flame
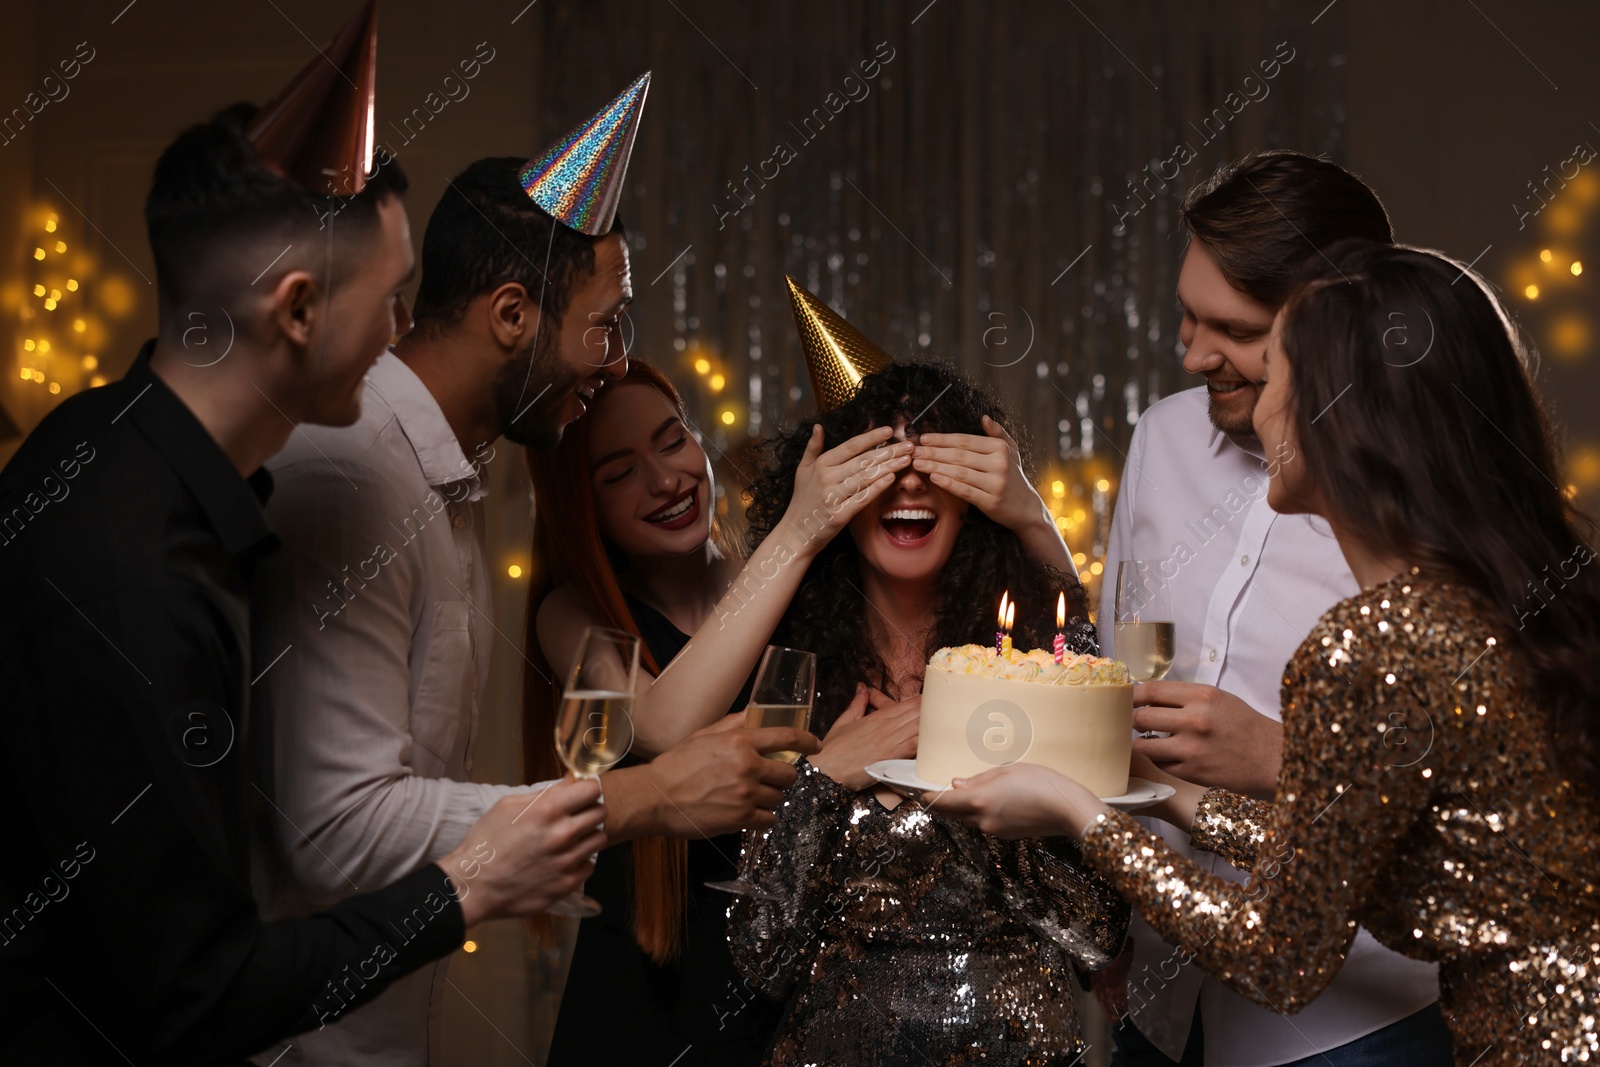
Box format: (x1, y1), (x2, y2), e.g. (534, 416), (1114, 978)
(1056, 590), (1066, 629)
(1004, 601), (1015, 631)
(997, 590), (1010, 629)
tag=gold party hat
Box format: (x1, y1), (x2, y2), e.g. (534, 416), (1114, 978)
(245, 0), (378, 197)
(786, 276), (892, 411)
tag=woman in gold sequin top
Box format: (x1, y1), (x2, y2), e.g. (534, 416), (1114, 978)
(729, 362), (1129, 1065)
(936, 243), (1600, 1065)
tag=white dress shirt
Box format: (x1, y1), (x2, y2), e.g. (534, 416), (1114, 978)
(1099, 386), (1439, 1066)
(250, 352), (542, 1067)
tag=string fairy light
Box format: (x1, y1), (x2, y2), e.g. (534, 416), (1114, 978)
(14, 208), (104, 406)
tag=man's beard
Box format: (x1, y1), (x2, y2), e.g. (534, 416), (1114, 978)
(493, 330), (584, 449)
(1204, 379), (1261, 439)
(1206, 394), (1258, 437)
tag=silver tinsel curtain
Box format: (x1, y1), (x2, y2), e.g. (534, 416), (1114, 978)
(527, 0), (1347, 577)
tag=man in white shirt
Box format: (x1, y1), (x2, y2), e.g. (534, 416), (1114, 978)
(250, 153), (813, 1066)
(1097, 151), (1450, 1066)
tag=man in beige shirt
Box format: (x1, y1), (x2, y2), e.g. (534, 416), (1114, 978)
(251, 148), (809, 1065)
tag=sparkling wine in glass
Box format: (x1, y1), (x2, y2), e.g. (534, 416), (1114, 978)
(743, 703), (811, 764)
(1114, 560), (1176, 683)
(549, 627), (639, 918)
(706, 645), (816, 896)
(556, 689), (634, 776)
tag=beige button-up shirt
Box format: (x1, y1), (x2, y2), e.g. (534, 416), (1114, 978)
(251, 352), (540, 1067)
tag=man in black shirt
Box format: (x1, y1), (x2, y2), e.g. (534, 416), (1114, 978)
(0, 45), (614, 1067)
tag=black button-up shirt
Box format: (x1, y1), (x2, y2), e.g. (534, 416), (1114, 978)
(0, 346), (464, 1065)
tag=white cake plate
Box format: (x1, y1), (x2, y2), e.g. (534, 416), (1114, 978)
(865, 759), (1175, 813)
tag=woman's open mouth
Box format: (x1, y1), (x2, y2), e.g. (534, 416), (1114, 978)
(643, 487), (701, 531)
(880, 507), (938, 548)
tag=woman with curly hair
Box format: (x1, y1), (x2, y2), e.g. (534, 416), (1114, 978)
(728, 359), (1128, 1067)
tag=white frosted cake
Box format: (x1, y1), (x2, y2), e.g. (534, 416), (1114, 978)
(917, 644), (1134, 797)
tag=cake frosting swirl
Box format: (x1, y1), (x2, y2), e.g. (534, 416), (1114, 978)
(927, 643), (1131, 686)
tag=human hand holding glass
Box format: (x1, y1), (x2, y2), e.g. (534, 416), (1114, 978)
(548, 626), (639, 917)
(705, 645), (816, 897)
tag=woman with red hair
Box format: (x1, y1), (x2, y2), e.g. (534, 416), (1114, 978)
(525, 358), (912, 1064)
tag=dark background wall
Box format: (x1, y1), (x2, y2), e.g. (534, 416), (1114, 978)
(1, 2), (1595, 1062)
(1348, 0), (1600, 525)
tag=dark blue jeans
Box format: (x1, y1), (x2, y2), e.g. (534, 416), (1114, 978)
(1111, 1003), (1453, 1067)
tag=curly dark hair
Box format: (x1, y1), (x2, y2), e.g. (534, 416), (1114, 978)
(744, 360), (1096, 732)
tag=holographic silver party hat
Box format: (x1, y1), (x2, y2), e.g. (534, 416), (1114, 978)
(246, 0), (378, 197)
(519, 73), (650, 235)
(786, 276), (893, 411)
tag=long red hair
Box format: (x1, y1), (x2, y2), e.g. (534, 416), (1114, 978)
(523, 358), (737, 962)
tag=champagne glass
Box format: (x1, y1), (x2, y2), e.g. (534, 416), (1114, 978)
(1114, 561), (1176, 683)
(549, 627), (639, 917)
(705, 645), (816, 897)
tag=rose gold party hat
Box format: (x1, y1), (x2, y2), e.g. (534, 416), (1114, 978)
(519, 73), (650, 235)
(786, 276), (893, 411)
(246, 0), (378, 197)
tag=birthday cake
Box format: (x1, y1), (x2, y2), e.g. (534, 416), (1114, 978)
(916, 644), (1134, 797)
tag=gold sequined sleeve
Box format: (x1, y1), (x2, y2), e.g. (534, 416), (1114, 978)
(1080, 603), (1439, 1014)
(1188, 787), (1273, 873)
(727, 759), (859, 1002)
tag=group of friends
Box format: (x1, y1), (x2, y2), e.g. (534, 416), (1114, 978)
(1, 4), (1597, 1066)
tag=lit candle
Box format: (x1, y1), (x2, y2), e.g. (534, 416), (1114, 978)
(995, 591), (1010, 658)
(1054, 591), (1066, 665)
(1001, 600), (1015, 659)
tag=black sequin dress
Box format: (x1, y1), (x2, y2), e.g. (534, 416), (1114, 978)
(728, 706), (1128, 1064)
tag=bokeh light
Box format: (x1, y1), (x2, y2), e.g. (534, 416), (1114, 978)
(1549, 315), (1590, 358)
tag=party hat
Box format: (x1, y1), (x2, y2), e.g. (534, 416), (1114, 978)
(520, 73), (650, 235)
(786, 277), (893, 411)
(245, 0), (378, 197)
